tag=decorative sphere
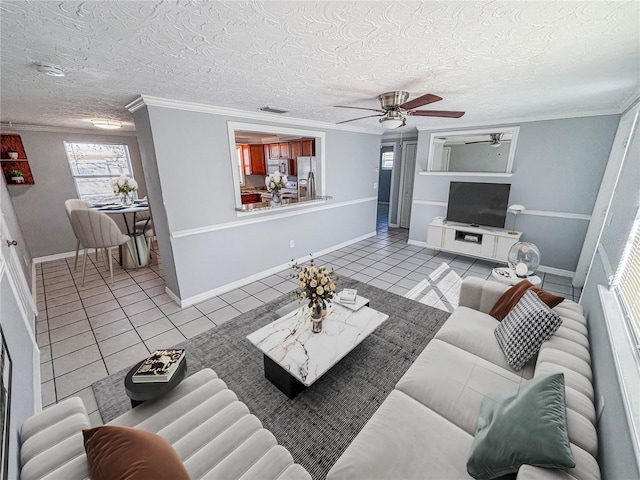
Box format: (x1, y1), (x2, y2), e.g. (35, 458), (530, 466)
(507, 242), (541, 278)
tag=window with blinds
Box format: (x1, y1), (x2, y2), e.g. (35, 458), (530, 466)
(613, 210), (640, 343)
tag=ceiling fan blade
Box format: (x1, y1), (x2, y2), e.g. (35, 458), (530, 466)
(399, 93), (442, 110)
(334, 105), (385, 113)
(409, 110), (465, 118)
(465, 140), (491, 144)
(337, 114), (385, 124)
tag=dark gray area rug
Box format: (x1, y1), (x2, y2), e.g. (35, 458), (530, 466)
(92, 277), (450, 480)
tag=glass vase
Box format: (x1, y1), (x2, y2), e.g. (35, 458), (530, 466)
(121, 192), (134, 206)
(311, 302), (323, 333)
(271, 191), (282, 205)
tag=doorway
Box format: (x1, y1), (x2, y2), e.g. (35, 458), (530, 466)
(377, 143), (395, 231)
(398, 141), (418, 229)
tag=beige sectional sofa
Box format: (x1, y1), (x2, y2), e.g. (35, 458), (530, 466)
(20, 368), (311, 480)
(20, 276), (598, 480)
(327, 277), (600, 480)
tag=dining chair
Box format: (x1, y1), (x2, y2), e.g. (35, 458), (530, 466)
(70, 209), (136, 286)
(64, 199), (101, 270)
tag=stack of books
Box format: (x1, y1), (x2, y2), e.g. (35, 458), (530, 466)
(340, 289), (357, 305)
(132, 349), (186, 383)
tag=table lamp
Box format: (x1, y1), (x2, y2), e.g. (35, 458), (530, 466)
(508, 204), (525, 235)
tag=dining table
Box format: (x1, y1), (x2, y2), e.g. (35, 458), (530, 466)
(91, 202), (151, 268)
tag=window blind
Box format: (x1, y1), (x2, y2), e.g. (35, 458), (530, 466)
(613, 213), (640, 342)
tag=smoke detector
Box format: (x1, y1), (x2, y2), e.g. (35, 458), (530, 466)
(34, 63), (65, 77)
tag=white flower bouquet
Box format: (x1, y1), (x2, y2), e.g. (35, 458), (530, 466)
(291, 257), (337, 308)
(265, 171), (287, 193)
(111, 175), (138, 195)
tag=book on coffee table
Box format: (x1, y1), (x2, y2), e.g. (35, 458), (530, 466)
(339, 288), (357, 304)
(132, 349), (186, 383)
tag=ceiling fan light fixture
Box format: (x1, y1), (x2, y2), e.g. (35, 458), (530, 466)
(490, 141), (501, 148)
(380, 117), (404, 129)
(91, 119), (123, 130)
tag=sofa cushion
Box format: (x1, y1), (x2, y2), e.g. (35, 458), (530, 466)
(83, 425), (190, 480)
(326, 390), (473, 480)
(435, 306), (536, 379)
(467, 373), (575, 479)
(396, 339), (525, 435)
(489, 280), (565, 321)
(495, 290), (562, 371)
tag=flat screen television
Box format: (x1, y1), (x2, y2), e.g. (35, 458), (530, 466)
(446, 182), (511, 228)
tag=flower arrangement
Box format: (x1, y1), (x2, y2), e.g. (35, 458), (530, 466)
(111, 175), (138, 195)
(265, 171), (287, 193)
(291, 257), (337, 308)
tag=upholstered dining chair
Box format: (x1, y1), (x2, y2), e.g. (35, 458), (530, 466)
(70, 209), (135, 286)
(64, 199), (96, 270)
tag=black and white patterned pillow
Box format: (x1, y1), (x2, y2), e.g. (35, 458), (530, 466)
(495, 290), (563, 371)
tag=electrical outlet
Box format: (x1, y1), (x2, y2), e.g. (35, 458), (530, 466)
(289, 240), (295, 248)
(375, 167), (379, 173)
(373, 182), (378, 189)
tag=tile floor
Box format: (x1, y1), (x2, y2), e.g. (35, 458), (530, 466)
(35, 204), (581, 425)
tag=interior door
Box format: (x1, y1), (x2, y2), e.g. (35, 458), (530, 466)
(399, 141), (418, 229)
(0, 211), (40, 478)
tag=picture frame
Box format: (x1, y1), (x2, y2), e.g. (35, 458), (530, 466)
(0, 326), (11, 480)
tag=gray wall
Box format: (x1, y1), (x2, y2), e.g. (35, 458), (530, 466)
(5, 128), (145, 258)
(134, 105), (380, 301)
(580, 102), (640, 479)
(448, 142), (510, 172)
(409, 115), (619, 272)
(1, 180), (38, 479)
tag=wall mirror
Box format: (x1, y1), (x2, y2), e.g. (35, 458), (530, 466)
(427, 126), (519, 174)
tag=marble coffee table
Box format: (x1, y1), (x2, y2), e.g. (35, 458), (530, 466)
(247, 300), (389, 398)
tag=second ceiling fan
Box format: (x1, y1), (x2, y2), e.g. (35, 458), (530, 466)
(335, 91), (465, 129)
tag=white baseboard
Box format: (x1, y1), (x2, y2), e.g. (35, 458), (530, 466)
(537, 265), (575, 278)
(32, 250), (77, 263)
(407, 239), (428, 248)
(175, 231), (378, 307)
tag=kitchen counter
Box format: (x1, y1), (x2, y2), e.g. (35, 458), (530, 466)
(236, 196), (332, 214)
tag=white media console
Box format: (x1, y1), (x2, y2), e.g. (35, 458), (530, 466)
(427, 221), (522, 262)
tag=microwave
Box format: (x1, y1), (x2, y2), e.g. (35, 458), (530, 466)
(267, 159), (288, 176)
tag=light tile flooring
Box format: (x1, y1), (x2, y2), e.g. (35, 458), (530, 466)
(35, 204), (580, 425)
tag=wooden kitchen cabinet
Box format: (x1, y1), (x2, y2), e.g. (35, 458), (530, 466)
(289, 142), (301, 176)
(267, 142), (290, 159)
(249, 144), (266, 175)
(301, 139), (315, 156)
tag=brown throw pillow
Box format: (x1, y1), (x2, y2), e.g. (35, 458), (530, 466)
(489, 280), (564, 321)
(83, 425), (190, 480)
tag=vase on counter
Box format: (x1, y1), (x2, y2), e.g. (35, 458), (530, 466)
(311, 301), (323, 333)
(271, 191), (282, 205)
(120, 192), (134, 206)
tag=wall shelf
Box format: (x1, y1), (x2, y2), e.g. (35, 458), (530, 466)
(1, 133), (34, 185)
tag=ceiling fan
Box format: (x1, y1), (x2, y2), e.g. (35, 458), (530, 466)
(335, 91), (465, 129)
(466, 133), (503, 147)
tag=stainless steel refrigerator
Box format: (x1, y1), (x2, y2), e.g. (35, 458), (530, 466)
(297, 156), (317, 199)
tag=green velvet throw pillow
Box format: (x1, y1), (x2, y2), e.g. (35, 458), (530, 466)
(467, 373), (575, 479)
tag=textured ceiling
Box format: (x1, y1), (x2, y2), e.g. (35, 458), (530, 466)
(1, 1), (638, 133)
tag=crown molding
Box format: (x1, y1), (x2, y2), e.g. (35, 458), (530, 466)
(621, 93), (640, 114)
(126, 95), (382, 135)
(0, 123), (137, 136)
(415, 108), (622, 132)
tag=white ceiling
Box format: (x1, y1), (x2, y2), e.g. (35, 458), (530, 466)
(1, 1), (638, 133)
